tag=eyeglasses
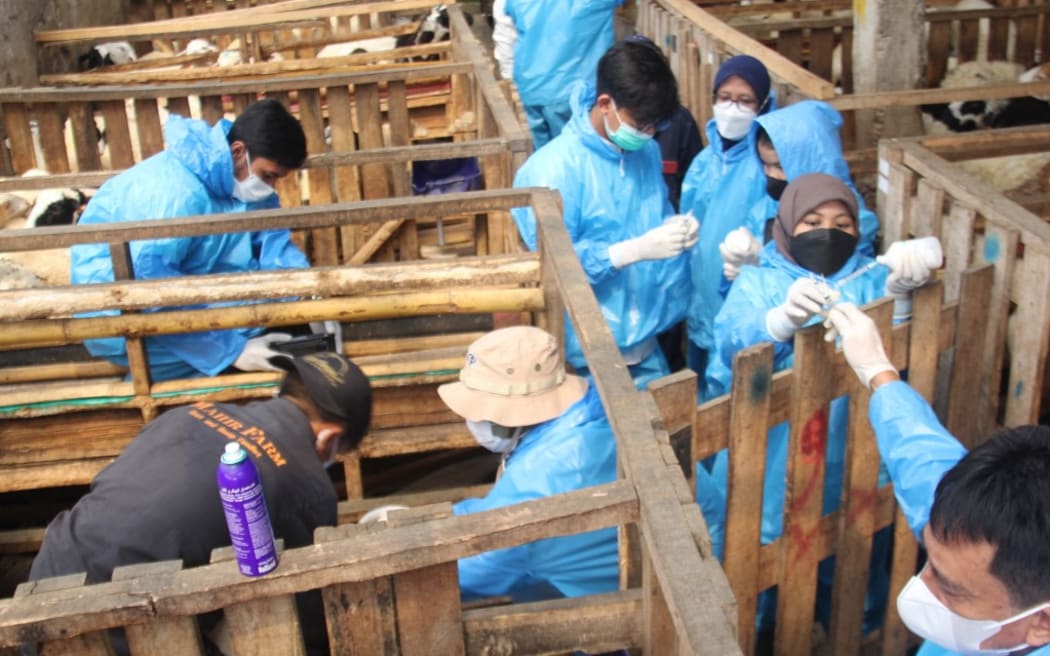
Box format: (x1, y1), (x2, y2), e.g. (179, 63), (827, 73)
(714, 94), (761, 111)
(612, 102), (673, 134)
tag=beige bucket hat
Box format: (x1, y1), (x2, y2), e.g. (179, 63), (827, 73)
(437, 326), (588, 427)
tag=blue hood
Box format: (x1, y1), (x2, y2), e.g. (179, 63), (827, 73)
(164, 114), (236, 199)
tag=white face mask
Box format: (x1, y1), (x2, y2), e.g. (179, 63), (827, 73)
(232, 150), (275, 203)
(712, 101), (758, 141)
(897, 572), (1049, 656)
(465, 419), (524, 454)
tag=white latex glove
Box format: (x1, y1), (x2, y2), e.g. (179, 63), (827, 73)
(822, 303), (897, 388)
(358, 504), (410, 524)
(308, 319), (345, 354)
(878, 236), (943, 298)
(718, 227), (761, 281)
(232, 333), (293, 372)
(765, 278), (839, 342)
(608, 214), (693, 268)
(680, 211), (700, 249)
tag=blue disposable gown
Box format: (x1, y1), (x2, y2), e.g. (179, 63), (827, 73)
(71, 114), (309, 381)
(504, 0), (622, 108)
(702, 243), (893, 631)
(454, 383), (619, 601)
(743, 100), (879, 258)
(680, 93), (778, 357)
(705, 242), (890, 550)
(512, 81), (690, 386)
(866, 382), (1050, 656)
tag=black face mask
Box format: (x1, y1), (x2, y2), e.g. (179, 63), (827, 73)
(766, 176), (788, 201)
(789, 228), (858, 276)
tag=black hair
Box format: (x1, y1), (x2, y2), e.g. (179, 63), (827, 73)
(756, 126), (773, 149)
(928, 425), (1050, 608)
(595, 39), (679, 129)
(227, 98), (307, 170)
(278, 368), (359, 452)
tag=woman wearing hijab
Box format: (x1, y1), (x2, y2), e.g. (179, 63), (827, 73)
(679, 54), (776, 399)
(701, 173), (899, 638)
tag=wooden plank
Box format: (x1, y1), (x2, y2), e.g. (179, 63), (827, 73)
(199, 94), (224, 126)
(941, 203), (976, 303)
(133, 99), (165, 160)
(391, 512), (465, 656)
(642, 546), (678, 655)
(912, 178), (945, 239)
(386, 80), (417, 259)
(926, 20), (953, 87)
(355, 82), (389, 202)
(826, 302), (893, 655)
(809, 28), (835, 82)
(166, 96), (192, 119)
(879, 156), (913, 249)
(210, 547), (307, 656)
(463, 590), (641, 654)
(34, 105), (71, 174)
(721, 342), (773, 656)
(775, 325), (834, 656)
(111, 561), (205, 655)
(297, 87), (337, 266)
(315, 523), (398, 655)
(1003, 248), (1050, 425)
(99, 100), (135, 169)
(15, 574), (118, 655)
(67, 102), (103, 172)
(325, 84), (362, 263)
(109, 242), (153, 400)
(2, 104), (37, 173)
(946, 265), (994, 448)
(977, 224), (1018, 435)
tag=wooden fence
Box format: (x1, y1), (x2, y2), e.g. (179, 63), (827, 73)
(681, 268), (993, 655)
(878, 125), (1050, 433)
(0, 185), (740, 656)
(0, 190), (545, 500)
(636, 0), (1050, 162)
(2, 4), (528, 263)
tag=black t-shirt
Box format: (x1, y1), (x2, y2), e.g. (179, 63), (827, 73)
(657, 104), (704, 212)
(31, 398), (337, 584)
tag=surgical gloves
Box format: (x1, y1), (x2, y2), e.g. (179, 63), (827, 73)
(878, 236), (943, 320)
(608, 213), (699, 269)
(233, 333), (292, 372)
(719, 227), (761, 281)
(765, 278), (838, 342)
(823, 303), (897, 388)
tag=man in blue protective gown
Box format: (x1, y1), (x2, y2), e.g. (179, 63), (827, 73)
(825, 303), (1050, 656)
(71, 99), (319, 381)
(493, 0), (624, 148)
(511, 39), (696, 391)
(679, 54), (776, 400)
(436, 326), (619, 602)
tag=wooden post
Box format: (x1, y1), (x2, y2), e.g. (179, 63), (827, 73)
(722, 343), (774, 656)
(851, 0), (925, 147)
(14, 573), (117, 655)
(111, 561), (206, 655)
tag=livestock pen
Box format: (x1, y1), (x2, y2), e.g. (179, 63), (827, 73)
(0, 186), (741, 655)
(4, 3), (527, 264)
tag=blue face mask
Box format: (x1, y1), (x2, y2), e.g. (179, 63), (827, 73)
(603, 104), (654, 152)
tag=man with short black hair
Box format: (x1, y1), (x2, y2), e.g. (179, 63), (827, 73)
(511, 39), (696, 389)
(825, 303), (1050, 656)
(71, 99), (322, 382)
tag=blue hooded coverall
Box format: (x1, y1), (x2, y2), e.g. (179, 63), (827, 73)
(679, 94), (777, 393)
(504, 0), (623, 148)
(71, 114), (309, 381)
(512, 81), (691, 390)
(703, 242), (892, 630)
(869, 381), (1050, 656)
(453, 383), (619, 601)
(742, 100), (879, 258)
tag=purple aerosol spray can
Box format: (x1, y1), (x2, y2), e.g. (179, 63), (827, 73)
(217, 441), (278, 576)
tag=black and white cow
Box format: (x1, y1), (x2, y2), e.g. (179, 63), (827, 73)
(77, 41), (137, 71)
